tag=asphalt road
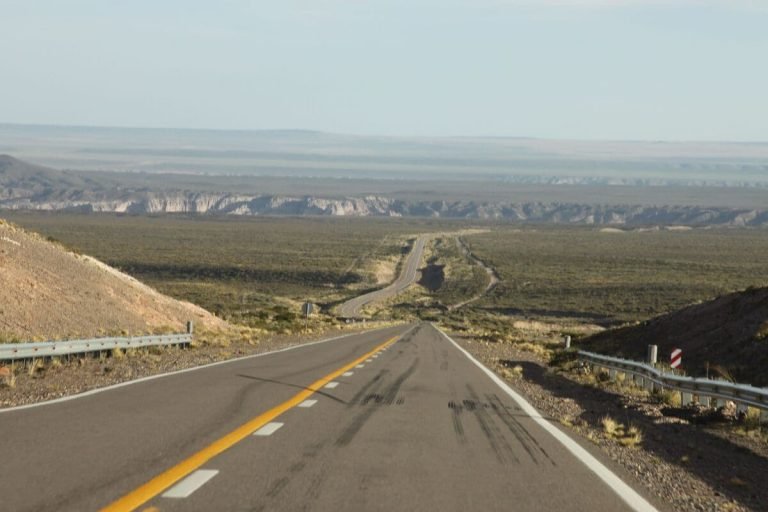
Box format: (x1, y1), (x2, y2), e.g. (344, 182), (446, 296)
(337, 235), (429, 318)
(0, 323), (660, 512)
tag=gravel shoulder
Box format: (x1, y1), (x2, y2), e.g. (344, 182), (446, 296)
(0, 323), (399, 409)
(451, 333), (768, 512)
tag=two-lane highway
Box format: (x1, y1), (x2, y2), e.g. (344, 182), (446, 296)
(0, 323), (661, 512)
(337, 235), (429, 319)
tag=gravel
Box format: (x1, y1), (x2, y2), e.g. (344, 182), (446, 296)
(452, 334), (768, 512)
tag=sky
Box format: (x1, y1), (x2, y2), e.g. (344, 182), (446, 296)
(2, 0), (767, 140)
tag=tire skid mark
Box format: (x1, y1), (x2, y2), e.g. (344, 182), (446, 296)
(346, 370), (387, 407)
(448, 381), (466, 443)
(336, 358), (419, 447)
(249, 442), (323, 510)
(265, 476), (289, 498)
(466, 384), (519, 465)
(487, 394), (556, 466)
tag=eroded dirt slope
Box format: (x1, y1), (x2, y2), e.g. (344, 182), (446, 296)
(583, 287), (768, 386)
(0, 219), (227, 340)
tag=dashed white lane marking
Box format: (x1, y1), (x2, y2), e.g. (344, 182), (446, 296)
(356, 364), (365, 368)
(253, 422), (284, 436)
(365, 359), (373, 363)
(298, 399), (317, 408)
(0, 325), (409, 414)
(162, 469), (219, 498)
(342, 371), (354, 377)
(325, 382), (339, 389)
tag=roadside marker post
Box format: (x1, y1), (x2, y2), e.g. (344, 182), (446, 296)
(301, 302), (314, 332)
(647, 345), (658, 366)
(670, 348), (682, 369)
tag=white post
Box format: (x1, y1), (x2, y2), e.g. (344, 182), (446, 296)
(647, 345), (658, 366)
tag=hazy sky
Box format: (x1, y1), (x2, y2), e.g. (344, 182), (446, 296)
(2, 1), (767, 140)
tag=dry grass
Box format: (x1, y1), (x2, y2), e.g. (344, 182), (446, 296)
(501, 364), (524, 380)
(601, 415), (644, 448)
(514, 342), (554, 360)
(658, 389), (682, 408)
(618, 425), (644, 447)
(601, 415), (621, 436)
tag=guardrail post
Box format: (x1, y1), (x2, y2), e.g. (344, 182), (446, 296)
(609, 369), (617, 381)
(647, 345), (658, 366)
(187, 321), (194, 335)
(563, 335), (571, 349)
(712, 398), (721, 409)
(681, 392), (692, 406)
(644, 379), (654, 393)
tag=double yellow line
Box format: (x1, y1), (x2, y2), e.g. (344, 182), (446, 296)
(102, 335), (399, 511)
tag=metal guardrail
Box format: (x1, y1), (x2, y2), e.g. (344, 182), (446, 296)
(578, 350), (768, 412)
(0, 333), (192, 362)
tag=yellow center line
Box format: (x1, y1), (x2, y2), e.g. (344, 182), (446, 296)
(101, 335), (400, 512)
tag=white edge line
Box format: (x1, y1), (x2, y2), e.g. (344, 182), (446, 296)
(161, 469), (219, 498)
(433, 324), (659, 512)
(1, 324), (411, 414)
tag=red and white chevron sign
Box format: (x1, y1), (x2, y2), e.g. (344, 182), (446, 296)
(670, 348), (682, 369)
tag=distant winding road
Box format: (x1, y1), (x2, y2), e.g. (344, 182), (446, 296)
(337, 235), (429, 318)
(448, 236), (501, 311)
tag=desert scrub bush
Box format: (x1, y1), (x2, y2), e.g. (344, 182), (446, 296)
(500, 364), (524, 380)
(657, 389), (682, 408)
(515, 342), (553, 360)
(601, 415), (621, 437)
(0, 365), (15, 388)
(549, 349), (578, 369)
(618, 425), (644, 447)
(601, 415), (644, 447)
(0, 331), (22, 344)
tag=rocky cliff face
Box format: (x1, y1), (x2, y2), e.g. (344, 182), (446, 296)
(2, 190), (768, 226)
(2, 154), (767, 226)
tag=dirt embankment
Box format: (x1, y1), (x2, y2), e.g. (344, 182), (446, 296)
(583, 287), (768, 386)
(0, 219), (227, 341)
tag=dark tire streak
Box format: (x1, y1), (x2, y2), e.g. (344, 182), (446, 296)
(336, 358), (419, 447)
(466, 384), (519, 465)
(487, 394), (555, 466)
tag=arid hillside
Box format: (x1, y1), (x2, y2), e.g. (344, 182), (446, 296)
(0, 219), (227, 341)
(583, 287), (768, 386)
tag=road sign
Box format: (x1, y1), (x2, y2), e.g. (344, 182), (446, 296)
(670, 348), (682, 369)
(301, 302), (314, 317)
